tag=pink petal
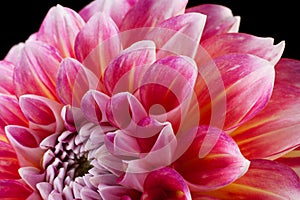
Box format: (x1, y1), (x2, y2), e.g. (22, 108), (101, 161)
(120, 0), (188, 31)
(142, 167), (191, 200)
(276, 147), (300, 178)
(13, 41), (62, 100)
(79, 0), (138, 27)
(61, 105), (87, 132)
(200, 33), (285, 65)
(5, 125), (44, 168)
(19, 94), (64, 137)
(0, 140), (20, 179)
(232, 58), (300, 159)
(104, 40), (156, 95)
(0, 94), (28, 135)
(56, 58), (98, 106)
(145, 13), (206, 59)
(81, 90), (110, 124)
(186, 4), (240, 41)
(0, 61), (15, 95)
(75, 12), (121, 78)
(173, 126), (250, 191)
(196, 53), (275, 131)
(99, 185), (141, 200)
(36, 4), (85, 58)
(0, 179), (32, 199)
(19, 167), (45, 190)
(196, 159), (300, 199)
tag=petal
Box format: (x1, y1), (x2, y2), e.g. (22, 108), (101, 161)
(232, 58), (300, 159)
(19, 167), (45, 190)
(276, 147), (300, 178)
(19, 94), (64, 136)
(61, 105), (87, 132)
(186, 4), (240, 41)
(79, 0), (138, 27)
(56, 58), (98, 106)
(120, 0), (188, 31)
(75, 12), (121, 78)
(104, 40), (156, 95)
(99, 185), (141, 200)
(0, 94), (28, 135)
(145, 13), (206, 59)
(173, 126), (250, 191)
(81, 90), (110, 124)
(0, 140), (20, 179)
(196, 159), (300, 199)
(5, 125), (44, 168)
(36, 4), (85, 58)
(0, 61), (15, 95)
(0, 179), (32, 199)
(142, 167), (191, 200)
(200, 33), (285, 65)
(196, 53), (275, 131)
(13, 41), (62, 100)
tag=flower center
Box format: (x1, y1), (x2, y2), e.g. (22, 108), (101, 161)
(73, 156), (93, 178)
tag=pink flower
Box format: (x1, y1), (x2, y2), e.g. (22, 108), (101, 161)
(1, 0), (300, 199)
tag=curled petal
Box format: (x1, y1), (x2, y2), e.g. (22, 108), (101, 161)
(19, 94), (64, 136)
(19, 167), (45, 190)
(61, 105), (87, 132)
(196, 53), (275, 131)
(104, 40), (156, 95)
(0, 61), (15, 95)
(196, 160), (300, 199)
(0, 179), (32, 199)
(0, 140), (20, 179)
(186, 4), (240, 41)
(120, 0), (188, 31)
(81, 90), (110, 124)
(173, 126), (250, 191)
(0, 94), (28, 135)
(200, 33), (285, 65)
(79, 0), (138, 27)
(13, 41), (62, 100)
(75, 12), (121, 78)
(5, 125), (44, 168)
(232, 58), (300, 159)
(142, 167), (191, 200)
(56, 58), (98, 106)
(37, 4), (85, 57)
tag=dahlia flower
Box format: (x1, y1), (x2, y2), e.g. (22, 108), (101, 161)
(1, 0), (300, 199)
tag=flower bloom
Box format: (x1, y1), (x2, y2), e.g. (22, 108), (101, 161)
(1, 0), (300, 199)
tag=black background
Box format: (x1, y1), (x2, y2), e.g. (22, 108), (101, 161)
(0, 1), (299, 60)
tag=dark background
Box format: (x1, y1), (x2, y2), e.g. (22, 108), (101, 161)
(0, 1), (299, 60)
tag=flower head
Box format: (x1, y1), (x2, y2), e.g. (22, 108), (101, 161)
(1, 0), (300, 199)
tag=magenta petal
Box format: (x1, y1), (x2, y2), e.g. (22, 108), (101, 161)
(75, 12), (121, 78)
(0, 140), (20, 179)
(0, 61), (15, 95)
(186, 4), (240, 41)
(13, 41), (62, 100)
(142, 167), (191, 200)
(37, 4), (85, 58)
(79, 0), (138, 27)
(173, 126), (250, 191)
(276, 147), (300, 178)
(5, 125), (44, 168)
(0, 179), (32, 199)
(104, 40), (156, 95)
(0, 94), (28, 135)
(56, 58), (98, 106)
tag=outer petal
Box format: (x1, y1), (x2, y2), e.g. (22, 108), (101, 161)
(186, 4), (240, 41)
(173, 126), (250, 191)
(195, 160), (300, 199)
(36, 4), (85, 58)
(232, 58), (300, 159)
(141, 167), (191, 200)
(13, 41), (62, 100)
(200, 33), (285, 65)
(104, 40), (156, 95)
(0, 61), (15, 95)
(75, 12), (121, 78)
(0, 140), (20, 179)
(0, 94), (28, 135)
(79, 0), (138, 27)
(196, 53), (275, 131)
(276, 147), (300, 178)
(56, 58), (98, 106)
(0, 179), (32, 199)
(120, 0), (188, 31)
